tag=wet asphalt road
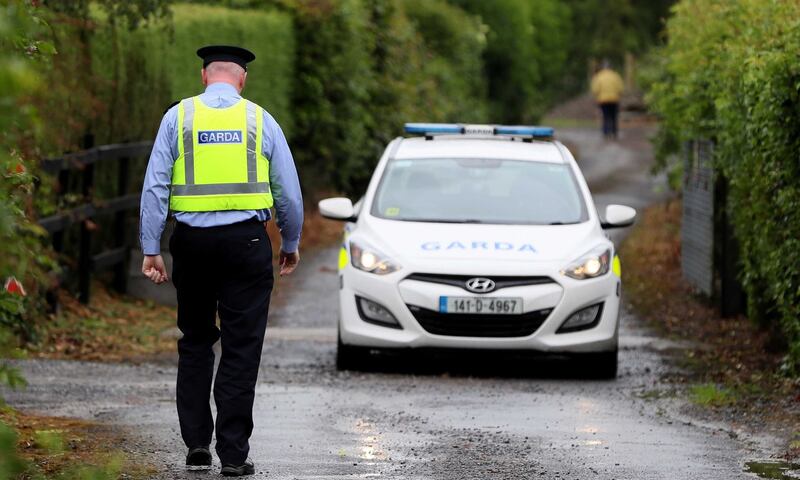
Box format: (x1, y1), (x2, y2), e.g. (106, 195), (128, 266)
(4, 127), (774, 479)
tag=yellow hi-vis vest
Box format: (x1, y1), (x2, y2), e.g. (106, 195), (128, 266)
(170, 96), (273, 212)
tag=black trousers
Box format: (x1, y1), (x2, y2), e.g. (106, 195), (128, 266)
(600, 102), (619, 138)
(170, 218), (274, 465)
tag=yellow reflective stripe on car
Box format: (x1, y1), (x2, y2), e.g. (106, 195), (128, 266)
(338, 245), (349, 270)
(612, 254), (622, 277)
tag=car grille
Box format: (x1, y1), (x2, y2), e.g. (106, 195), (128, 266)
(405, 273), (554, 292)
(406, 305), (552, 338)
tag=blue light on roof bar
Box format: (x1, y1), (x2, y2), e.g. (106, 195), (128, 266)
(495, 125), (554, 137)
(403, 123), (554, 138)
(404, 123), (463, 134)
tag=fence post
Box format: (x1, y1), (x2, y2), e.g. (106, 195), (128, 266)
(714, 175), (746, 317)
(112, 155), (130, 293)
(46, 168), (70, 313)
(78, 134), (95, 304)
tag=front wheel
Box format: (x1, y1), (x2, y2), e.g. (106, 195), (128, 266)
(336, 334), (371, 371)
(577, 349), (618, 379)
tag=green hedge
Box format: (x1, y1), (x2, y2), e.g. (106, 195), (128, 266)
(401, 0), (487, 123)
(89, 12), (173, 146)
(88, 4), (294, 144)
(39, 1), (578, 195)
(449, 0), (570, 123)
(164, 4), (295, 133)
(287, 0), (375, 194)
(287, 0), (490, 194)
(648, 0), (800, 372)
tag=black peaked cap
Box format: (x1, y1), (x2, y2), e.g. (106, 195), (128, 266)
(196, 45), (256, 71)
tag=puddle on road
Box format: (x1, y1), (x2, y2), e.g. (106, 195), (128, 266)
(746, 460), (800, 479)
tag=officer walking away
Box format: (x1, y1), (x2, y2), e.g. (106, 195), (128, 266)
(590, 60), (624, 140)
(139, 45), (303, 476)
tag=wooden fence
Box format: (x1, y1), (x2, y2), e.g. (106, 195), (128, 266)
(38, 138), (153, 304)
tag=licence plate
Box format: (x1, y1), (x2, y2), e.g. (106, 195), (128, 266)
(439, 296), (523, 315)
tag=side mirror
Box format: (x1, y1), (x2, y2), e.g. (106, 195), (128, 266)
(601, 204), (636, 229)
(319, 197), (357, 222)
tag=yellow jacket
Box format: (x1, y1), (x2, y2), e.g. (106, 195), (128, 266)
(591, 68), (624, 104)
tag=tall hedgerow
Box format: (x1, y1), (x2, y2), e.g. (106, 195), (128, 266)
(88, 4), (295, 144)
(400, 0), (487, 123)
(449, 0), (570, 123)
(288, 0), (375, 194)
(286, 0), (490, 195)
(361, 0), (488, 191)
(162, 4), (295, 132)
(648, 0), (800, 372)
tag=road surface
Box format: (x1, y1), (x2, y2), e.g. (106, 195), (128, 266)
(4, 127), (775, 479)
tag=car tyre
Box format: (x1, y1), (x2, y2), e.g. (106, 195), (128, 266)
(580, 349), (618, 379)
(336, 334), (370, 371)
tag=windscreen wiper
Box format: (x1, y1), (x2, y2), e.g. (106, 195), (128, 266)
(401, 218), (484, 224)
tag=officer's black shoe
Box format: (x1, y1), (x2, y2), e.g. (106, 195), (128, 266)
(220, 458), (255, 477)
(186, 446), (212, 470)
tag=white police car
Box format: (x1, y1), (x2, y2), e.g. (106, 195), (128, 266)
(319, 124), (636, 377)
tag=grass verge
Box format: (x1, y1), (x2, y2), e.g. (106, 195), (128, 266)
(24, 286), (175, 362)
(621, 199), (800, 456)
(0, 405), (154, 479)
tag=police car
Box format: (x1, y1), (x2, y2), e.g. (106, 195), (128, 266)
(319, 124), (636, 378)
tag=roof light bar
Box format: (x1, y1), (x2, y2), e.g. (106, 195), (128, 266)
(404, 123), (464, 135)
(495, 125), (554, 137)
(404, 123), (554, 138)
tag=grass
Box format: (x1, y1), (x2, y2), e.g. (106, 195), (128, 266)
(0, 405), (155, 479)
(689, 383), (734, 407)
(25, 285), (176, 362)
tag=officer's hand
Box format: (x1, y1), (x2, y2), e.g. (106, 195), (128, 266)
(142, 254), (169, 284)
(279, 250), (300, 277)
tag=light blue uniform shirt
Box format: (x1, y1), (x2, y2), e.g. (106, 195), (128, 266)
(139, 82), (303, 255)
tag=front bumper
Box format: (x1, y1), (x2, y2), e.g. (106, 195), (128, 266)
(338, 265), (621, 353)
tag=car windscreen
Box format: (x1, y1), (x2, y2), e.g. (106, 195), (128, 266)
(371, 158), (588, 225)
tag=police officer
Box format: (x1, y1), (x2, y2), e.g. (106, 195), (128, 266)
(139, 45), (303, 476)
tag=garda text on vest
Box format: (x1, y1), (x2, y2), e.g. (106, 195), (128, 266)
(198, 130), (244, 144)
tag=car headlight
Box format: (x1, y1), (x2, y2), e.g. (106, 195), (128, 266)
(560, 246), (611, 280)
(349, 239), (401, 275)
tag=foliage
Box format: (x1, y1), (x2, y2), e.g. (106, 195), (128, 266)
(648, 0), (800, 372)
(154, 4), (295, 132)
(449, 0), (571, 123)
(32, 1), (171, 155)
(622, 199), (795, 421)
(286, 0), (374, 194)
(37, 3), (293, 149)
(560, 0), (675, 94)
(0, 0), (59, 348)
(285, 0), (491, 194)
(0, 409), (131, 480)
(689, 383), (734, 407)
(42, 0), (171, 29)
(0, 421), (26, 479)
(0, 4), (163, 477)
(357, 0), (488, 192)
(29, 285), (175, 362)
(400, 0), (487, 123)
